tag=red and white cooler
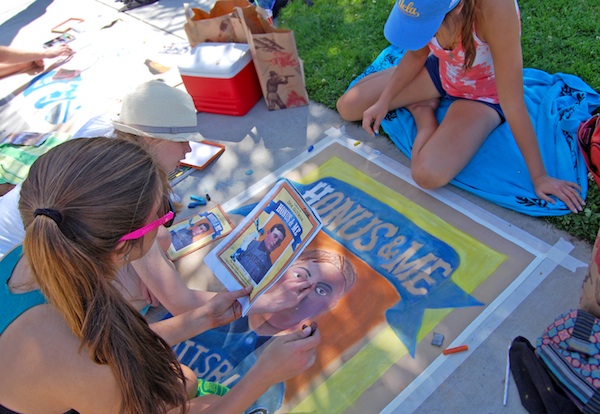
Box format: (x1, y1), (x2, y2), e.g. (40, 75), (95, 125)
(178, 43), (262, 116)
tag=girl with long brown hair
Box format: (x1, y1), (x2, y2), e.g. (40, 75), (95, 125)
(0, 80), (319, 352)
(0, 138), (320, 414)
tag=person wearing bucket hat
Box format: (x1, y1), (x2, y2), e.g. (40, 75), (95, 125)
(0, 137), (321, 414)
(0, 75), (311, 323)
(0, 80), (205, 317)
(0, 80), (199, 259)
(0, 80), (210, 324)
(113, 80), (203, 173)
(337, 0), (584, 214)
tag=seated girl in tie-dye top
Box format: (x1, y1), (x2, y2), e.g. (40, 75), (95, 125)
(337, 0), (584, 214)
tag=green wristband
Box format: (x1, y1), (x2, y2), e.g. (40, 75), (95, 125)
(196, 378), (230, 397)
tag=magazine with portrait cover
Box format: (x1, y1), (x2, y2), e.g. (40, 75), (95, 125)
(204, 178), (322, 316)
(167, 204), (234, 261)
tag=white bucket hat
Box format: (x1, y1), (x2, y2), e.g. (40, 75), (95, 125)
(112, 80), (203, 142)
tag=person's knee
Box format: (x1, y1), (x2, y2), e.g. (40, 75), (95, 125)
(336, 92), (361, 121)
(410, 161), (450, 190)
(336, 94), (351, 120)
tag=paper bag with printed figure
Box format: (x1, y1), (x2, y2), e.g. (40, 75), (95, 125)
(233, 6), (309, 110)
(183, 0), (252, 48)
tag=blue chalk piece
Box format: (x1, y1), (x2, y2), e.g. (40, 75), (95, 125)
(307, 145), (314, 152)
(190, 195), (207, 204)
(188, 201), (202, 208)
(245, 169), (253, 175)
(431, 332), (445, 347)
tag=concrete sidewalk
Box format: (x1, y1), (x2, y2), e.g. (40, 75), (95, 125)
(0, 1), (593, 413)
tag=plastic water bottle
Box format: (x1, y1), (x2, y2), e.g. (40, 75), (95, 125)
(254, 0), (275, 24)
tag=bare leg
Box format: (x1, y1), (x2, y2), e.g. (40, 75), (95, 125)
(336, 67), (439, 121)
(337, 68), (395, 121)
(410, 99), (501, 189)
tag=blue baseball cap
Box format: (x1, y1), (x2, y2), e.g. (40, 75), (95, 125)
(384, 0), (461, 51)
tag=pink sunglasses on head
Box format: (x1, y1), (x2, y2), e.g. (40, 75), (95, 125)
(119, 197), (176, 242)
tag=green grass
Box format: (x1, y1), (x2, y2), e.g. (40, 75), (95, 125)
(278, 0), (600, 244)
(279, 0), (394, 109)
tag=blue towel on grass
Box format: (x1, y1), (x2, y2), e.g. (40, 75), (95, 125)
(349, 46), (600, 216)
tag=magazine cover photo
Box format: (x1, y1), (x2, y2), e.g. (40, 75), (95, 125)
(167, 204), (233, 261)
(205, 179), (322, 311)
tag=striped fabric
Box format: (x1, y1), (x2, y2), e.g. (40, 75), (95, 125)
(536, 309), (600, 413)
(0, 133), (71, 185)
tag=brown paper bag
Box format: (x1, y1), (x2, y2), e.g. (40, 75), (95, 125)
(233, 6), (309, 110)
(183, 0), (252, 48)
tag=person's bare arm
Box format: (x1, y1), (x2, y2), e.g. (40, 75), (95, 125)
(482, 0), (583, 212)
(168, 326), (321, 414)
(0, 44), (73, 77)
(0, 44), (73, 64)
(131, 239), (215, 315)
(149, 287), (250, 346)
(362, 46), (430, 135)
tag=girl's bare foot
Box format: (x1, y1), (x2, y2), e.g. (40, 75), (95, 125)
(406, 97), (440, 114)
(406, 98), (440, 135)
(406, 98), (441, 161)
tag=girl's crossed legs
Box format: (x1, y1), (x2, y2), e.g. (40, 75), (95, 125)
(336, 61), (501, 190)
(408, 98), (500, 189)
